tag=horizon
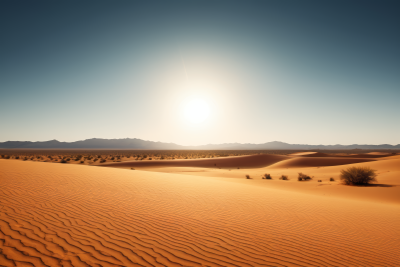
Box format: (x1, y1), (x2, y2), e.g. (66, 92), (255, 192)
(1, 137), (399, 147)
(1, 1), (399, 145)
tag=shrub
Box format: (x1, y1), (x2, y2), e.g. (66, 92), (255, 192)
(298, 172), (312, 181)
(330, 177), (335, 181)
(340, 166), (377, 185)
(245, 174), (251, 179)
(263, 173), (272, 179)
(279, 175), (288, 180)
(60, 159), (67, 163)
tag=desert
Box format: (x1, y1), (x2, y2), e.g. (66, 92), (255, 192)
(1, 150), (400, 266)
(2, 1), (400, 266)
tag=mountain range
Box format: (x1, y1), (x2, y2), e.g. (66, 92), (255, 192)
(0, 138), (399, 150)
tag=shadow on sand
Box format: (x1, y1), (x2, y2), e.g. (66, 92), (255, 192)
(352, 184), (395, 188)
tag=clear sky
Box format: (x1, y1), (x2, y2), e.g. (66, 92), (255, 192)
(1, 0), (399, 145)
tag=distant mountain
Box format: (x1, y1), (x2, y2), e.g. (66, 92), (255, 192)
(0, 138), (183, 149)
(0, 138), (399, 150)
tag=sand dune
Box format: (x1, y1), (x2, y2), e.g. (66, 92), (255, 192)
(366, 152), (391, 156)
(1, 159), (400, 266)
(267, 156), (375, 168)
(139, 157), (400, 205)
(99, 154), (290, 169)
(289, 151), (395, 158)
(288, 152), (330, 157)
(100, 153), (386, 171)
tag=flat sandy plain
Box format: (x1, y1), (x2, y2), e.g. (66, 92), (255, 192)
(1, 151), (400, 266)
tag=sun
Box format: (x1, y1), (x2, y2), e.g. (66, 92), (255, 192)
(183, 98), (210, 124)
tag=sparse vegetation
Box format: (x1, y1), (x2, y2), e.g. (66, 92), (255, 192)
(330, 177), (335, 181)
(340, 166), (377, 185)
(279, 175), (288, 180)
(298, 172), (312, 181)
(1, 149), (398, 170)
(262, 173), (272, 179)
(245, 174), (251, 179)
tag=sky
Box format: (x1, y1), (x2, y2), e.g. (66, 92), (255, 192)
(1, 0), (399, 146)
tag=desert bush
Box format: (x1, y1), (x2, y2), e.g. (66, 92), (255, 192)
(263, 173), (272, 179)
(245, 174), (251, 179)
(340, 166), (377, 185)
(279, 175), (288, 180)
(100, 159), (106, 163)
(298, 172), (312, 181)
(330, 177), (335, 181)
(318, 180), (322, 182)
(60, 159), (67, 163)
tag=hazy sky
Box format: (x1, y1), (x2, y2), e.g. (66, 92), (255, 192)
(1, 0), (399, 145)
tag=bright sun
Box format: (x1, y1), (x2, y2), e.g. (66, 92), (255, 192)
(183, 98), (210, 124)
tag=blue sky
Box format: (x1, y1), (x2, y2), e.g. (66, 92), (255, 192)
(1, 0), (399, 145)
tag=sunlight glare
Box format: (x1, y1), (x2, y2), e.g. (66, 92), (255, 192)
(183, 98), (210, 124)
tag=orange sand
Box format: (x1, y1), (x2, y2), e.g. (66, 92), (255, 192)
(1, 155), (400, 266)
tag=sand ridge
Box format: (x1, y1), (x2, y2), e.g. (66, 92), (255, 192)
(98, 153), (377, 170)
(98, 154), (290, 169)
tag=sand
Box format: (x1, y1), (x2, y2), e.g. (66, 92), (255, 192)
(1, 155), (400, 266)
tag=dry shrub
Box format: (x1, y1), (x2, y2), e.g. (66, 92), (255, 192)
(279, 175), (288, 180)
(245, 174), (251, 179)
(263, 173), (272, 179)
(298, 172), (312, 181)
(340, 166), (377, 185)
(330, 177), (335, 181)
